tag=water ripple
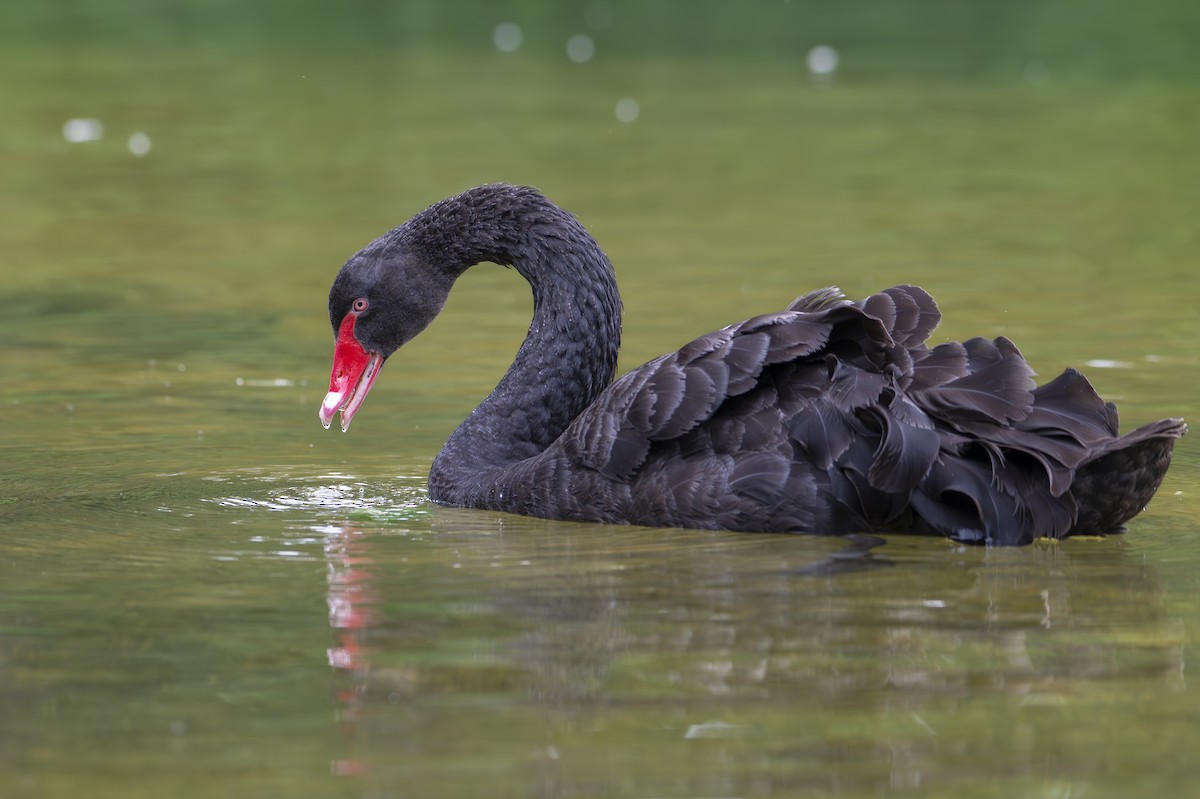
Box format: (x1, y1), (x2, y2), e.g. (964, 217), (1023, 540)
(202, 469), (429, 519)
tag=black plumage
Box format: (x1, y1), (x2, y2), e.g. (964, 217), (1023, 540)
(323, 183), (1185, 546)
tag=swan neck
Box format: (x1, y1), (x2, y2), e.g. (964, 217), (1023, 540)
(427, 193), (621, 504)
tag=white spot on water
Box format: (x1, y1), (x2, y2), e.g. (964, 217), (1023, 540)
(1083, 359), (1132, 369)
(237, 377), (296, 387)
(63, 118), (104, 143)
(566, 34), (595, 63)
(615, 97), (639, 123)
(684, 720), (738, 739)
(806, 44), (839, 76)
(493, 22), (523, 52)
(128, 131), (152, 157)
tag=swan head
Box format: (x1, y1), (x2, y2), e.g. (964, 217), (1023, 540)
(320, 238), (455, 432)
(318, 183), (593, 433)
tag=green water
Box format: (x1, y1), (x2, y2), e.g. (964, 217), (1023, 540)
(2, 2), (1199, 797)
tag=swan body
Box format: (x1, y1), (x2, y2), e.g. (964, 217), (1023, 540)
(320, 184), (1185, 545)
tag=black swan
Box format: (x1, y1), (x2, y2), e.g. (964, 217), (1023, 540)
(319, 183), (1185, 546)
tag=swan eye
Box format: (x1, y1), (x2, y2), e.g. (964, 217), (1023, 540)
(352, 297), (369, 313)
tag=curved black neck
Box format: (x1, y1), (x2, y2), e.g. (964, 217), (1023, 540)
(418, 186), (622, 504)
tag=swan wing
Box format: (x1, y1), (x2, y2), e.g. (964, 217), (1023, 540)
(553, 285), (1183, 543)
(560, 289), (900, 483)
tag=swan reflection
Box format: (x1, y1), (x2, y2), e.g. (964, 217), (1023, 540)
(320, 512), (1184, 794)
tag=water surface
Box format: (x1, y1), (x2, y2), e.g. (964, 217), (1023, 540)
(2, 3), (1198, 797)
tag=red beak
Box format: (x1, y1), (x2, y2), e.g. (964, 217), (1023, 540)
(320, 313), (384, 432)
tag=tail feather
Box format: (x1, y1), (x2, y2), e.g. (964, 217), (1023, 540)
(1069, 418), (1187, 534)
